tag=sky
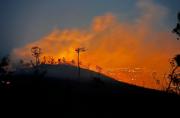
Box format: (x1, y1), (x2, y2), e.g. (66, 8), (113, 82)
(0, 0), (179, 57)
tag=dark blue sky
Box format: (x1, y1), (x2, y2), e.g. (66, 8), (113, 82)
(0, 0), (179, 57)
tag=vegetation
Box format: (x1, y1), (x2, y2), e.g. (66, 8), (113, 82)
(165, 12), (180, 94)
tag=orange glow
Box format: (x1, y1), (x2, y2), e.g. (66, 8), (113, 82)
(11, 12), (180, 89)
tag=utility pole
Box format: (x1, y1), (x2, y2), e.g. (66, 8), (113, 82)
(75, 47), (86, 78)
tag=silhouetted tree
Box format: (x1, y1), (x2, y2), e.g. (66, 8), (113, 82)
(30, 60), (36, 68)
(0, 56), (10, 67)
(165, 12), (180, 94)
(152, 71), (161, 88)
(174, 54), (180, 66)
(31, 46), (42, 66)
(71, 59), (75, 65)
(0, 56), (10, 75)
(62, 57), (66, 63)
(0, 56), (13, 88)
(172, 12), (180, 40)
(41, 56), (47, 64)
(58, 58), (61, 64)
(166, 55), (180, 94)
(50, 56), (55, 64)
(19, 59), (24, 65)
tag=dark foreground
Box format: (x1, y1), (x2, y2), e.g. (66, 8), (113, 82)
(0, 75), (179, 117)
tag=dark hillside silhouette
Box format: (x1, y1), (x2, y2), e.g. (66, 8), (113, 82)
(0, 64), (179, 117)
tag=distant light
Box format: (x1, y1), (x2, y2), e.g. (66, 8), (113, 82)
(6, 81), (11, 85)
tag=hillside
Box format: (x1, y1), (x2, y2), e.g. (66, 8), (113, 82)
(0, 64), (179, 116)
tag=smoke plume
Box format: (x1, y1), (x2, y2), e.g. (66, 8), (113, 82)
(11, 0), (180, 88)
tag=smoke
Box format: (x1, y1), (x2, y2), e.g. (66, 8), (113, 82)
(11, 0), (179, 88)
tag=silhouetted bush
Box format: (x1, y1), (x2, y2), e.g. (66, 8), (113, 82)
(174, 54), (180, 66)
(0, 56), (10, 67)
